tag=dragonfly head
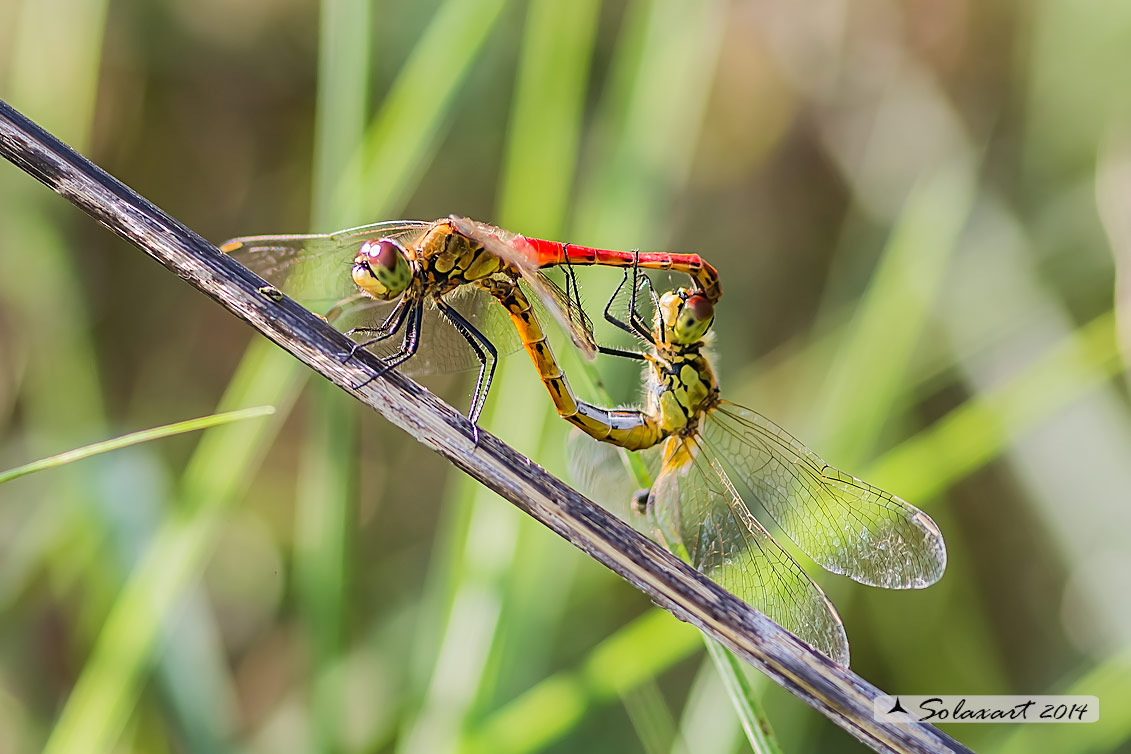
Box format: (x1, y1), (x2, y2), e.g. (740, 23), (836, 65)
(658, 289), (714, 345)
(352, 238), (412, 299)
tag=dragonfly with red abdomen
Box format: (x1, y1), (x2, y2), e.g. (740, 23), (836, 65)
(221, 216), (715, 425)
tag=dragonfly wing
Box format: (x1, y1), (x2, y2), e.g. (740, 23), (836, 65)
(220, 221), (430, 314)
(700, 402), (946, 589)
(566, 430), (663, 535)
(650, 435), (849, 665)
(449, 216), (597, 358)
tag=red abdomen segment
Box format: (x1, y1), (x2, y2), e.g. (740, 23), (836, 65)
(521, 237), (722, 305)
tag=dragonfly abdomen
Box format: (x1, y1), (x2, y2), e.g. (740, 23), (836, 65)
(572, 403), (667, 450)
(477, 275), (666, 450)
(522, 236), (722, 304)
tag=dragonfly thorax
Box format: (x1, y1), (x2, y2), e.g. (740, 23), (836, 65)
(352, 238), (413, 299)
(645, 346), (718, 437)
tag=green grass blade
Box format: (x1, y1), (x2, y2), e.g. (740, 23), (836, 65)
(463, 609), (702, 754)
(339, 0), (510, 220)
(42, 344), (306, 754)
(621, 681), (680, 754)
(702, 638), (782, 754)
(867, 309), (1124, 501)
(0, 407), (275, 485)
(671, 658), (743, 754)
(311, 0), (372, 229)
(296, 384), (358, 753)
(816, 154), (978, 464)
(496, 0), (600, 233)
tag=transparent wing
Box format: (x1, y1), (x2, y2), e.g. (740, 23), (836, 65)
(221, 221), (430, 309)
(700, 402), (946, 589)
(650, 435), (849, 665)
(566, 430), (663, 535)
(449, 216), (598, 358)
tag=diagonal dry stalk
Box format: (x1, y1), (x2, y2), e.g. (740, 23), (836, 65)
(0, 98), (972, 754)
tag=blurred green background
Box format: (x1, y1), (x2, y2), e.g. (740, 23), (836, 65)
(2, 0), (1131, 752)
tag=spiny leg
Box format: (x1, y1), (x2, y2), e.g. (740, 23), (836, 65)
(562, 248), (583, 312)
(610, 256), (665, 345)
(628, 251), (659, 341)
(602, 263), (655, 347)
(596, 344), (647, 361)
(601, 267), (634, 335)
(586, 269), (649, 361)
(542, 254), (645, 361)
(436, 300), (498, 437)
(343, 295), (412, 362)
(352, 300), (423, 390)
(348, 294), (408, 339)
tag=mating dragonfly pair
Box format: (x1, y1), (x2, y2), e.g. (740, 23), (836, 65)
(222, 216), (945, 665)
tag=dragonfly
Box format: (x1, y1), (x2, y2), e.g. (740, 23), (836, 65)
(221, 215), (720, 424)
(555, 264), (947, 665)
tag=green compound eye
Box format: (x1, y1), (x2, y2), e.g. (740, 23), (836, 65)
(352, 239), (411, 299)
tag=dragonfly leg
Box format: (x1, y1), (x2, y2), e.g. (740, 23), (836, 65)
(602, 268), (634, 336)
(596, 345), (647, 361)
(602, 265), (656, 347)
(437, 300), (498, 445)
(351, 300), (423, 389)
(562, 253), (588, 320)
(560, 252), (577, 306)
(630, 253), (661, 342)
(631, 487), (651, 515)
(347, 294), (406, 338)
(343, 295), (411, 362)
(557, 255), (646, 360)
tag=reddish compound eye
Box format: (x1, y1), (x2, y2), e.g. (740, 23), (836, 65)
(685, 294), (714, 324)
(663, 289), (714, 344)
(363, 239), (402, 271)
(353, 238), (410, 299)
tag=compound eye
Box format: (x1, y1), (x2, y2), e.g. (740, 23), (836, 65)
(362, 239), (402, 271)
(353, 239), (410, 299)
(685, 294), (714, 324)
(670, 292), (713, 343)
